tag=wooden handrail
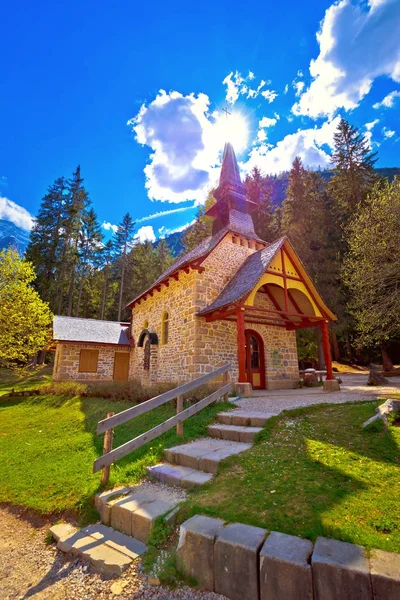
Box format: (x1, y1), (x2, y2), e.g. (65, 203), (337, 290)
(93, 382), (232, 473)
(97, 363), (231, 434)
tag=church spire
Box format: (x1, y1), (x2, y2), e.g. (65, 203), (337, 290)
(219, 142), (242, 187)
(206, 141), (260, 238)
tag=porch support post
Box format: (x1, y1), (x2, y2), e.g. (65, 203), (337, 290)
(321, 321), (334, 380)
(236, 308), (246, 383)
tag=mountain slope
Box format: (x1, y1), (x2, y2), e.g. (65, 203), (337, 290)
(0, 219), (31, 253)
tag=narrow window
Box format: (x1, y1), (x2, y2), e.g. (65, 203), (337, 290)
(161, 311), (169, 345)
(79, 349), (99, 373)
(143, 319), (149, 330)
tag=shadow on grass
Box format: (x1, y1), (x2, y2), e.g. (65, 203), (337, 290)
(179, 399), (400, 552)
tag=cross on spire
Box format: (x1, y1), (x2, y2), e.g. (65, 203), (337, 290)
(222, 106), (232, 120)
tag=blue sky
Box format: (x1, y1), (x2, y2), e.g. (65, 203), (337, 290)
(0, 0), (399, 241)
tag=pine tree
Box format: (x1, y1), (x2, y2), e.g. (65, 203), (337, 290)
(100, 240), (115, 320)
(344, 178), (400, 369)
(75, 208), (103, 316)
(329, 118), (378, 228)
(281, 157), (306, 235)
(181, 193), (215, 252)
(26, 177), (67, 310)
(245, 167), (275, 241)
(114, 213), (135, 321)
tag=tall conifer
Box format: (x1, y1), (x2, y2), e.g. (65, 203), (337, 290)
(114, 213), (135, 321)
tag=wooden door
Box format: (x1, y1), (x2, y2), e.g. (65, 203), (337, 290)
(113, 352), (130, 381)
(245, 330), (265, 389)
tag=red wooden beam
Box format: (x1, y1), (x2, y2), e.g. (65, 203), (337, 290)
(236, 308), (246, 383)
(321, 321), (334, 380)
(243, 305), (322, 321)
(205, 309), (236, 322)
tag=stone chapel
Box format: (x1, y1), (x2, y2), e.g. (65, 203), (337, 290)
(52, 142), (337, 392)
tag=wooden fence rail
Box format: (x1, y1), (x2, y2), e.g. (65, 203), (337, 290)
(93, 364), (231, 481)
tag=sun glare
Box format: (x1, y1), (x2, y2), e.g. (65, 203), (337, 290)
(214, 111), (249, 152)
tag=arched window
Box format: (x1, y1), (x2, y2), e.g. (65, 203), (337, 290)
(143, 319), (149, 330)
(161, 311), (169, 345)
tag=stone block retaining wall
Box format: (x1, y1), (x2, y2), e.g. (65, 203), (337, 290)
(177, 515), (400, 600)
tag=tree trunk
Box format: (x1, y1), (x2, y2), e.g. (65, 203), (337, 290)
(101, 268), (109, 320)
(67, 264), (76, 317)
(381, 341), (393, 373)
(75, 273), (85, 317)
(118, 258), (126, 322)
(317, 328), (325, 369)
(331, 330), (340, 361)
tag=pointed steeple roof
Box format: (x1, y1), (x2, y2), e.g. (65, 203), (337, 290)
(205, 141), (260, 238)
(219, 142), (242, 187)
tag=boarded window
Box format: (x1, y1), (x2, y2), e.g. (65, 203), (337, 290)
(113, 352), (130, 381)
(161, 312), (169, 345)
(79, 349), (99, 373)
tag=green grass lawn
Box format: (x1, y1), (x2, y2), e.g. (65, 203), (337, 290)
(0, 370), (231, 520)
(181, 400), (400, 554)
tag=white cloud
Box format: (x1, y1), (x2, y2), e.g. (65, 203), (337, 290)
(0, 197), (34, 231)
(102, 221), (118, 233)
(259, 116), (278, 128)
(365, 119), (379, 130)
(284, 84), (289, 94)
(135, 204), (195, 223)
(134, 225), (156, 243)
(222, 71), (275, 105)
(293, 0), (400, 118)
(158, 220), (195, 238)
(364, 119), (380, 148)
(383, 127), (395, 138)
(373, 89), (400, 109)
(244, 117), (341, 174)
(293, 81), (305, 97)
(260, 89), (278, 103)
(129, 90), (222, 204)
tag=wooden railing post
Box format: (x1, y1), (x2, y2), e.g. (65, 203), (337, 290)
(101, 412), (115, 486)
(223, 370), (229, 402)
(176, 395), (184, 437)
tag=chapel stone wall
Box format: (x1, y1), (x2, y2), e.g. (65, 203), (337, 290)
(131, 269), (198, 384)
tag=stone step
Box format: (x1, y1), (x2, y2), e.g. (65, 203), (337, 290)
(148, 463), (214, 488)
(50, 522), (147, 575)
(95, 483), (184, 542)
(208, 424), (263, 443)
(164, 438), (252, 474)
(216, 410), (274, 427)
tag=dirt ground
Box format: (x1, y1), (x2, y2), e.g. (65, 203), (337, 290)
(0, 506), (224, 600)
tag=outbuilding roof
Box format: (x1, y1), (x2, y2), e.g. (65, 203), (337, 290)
(53, 316), (131, 345)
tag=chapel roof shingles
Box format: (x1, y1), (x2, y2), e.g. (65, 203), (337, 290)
(125, 221), (265, 308)
(53, 316), (131, 345)
(197, 237), (286, 315)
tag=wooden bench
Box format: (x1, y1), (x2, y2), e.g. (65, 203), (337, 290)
(299, 369), (327, 383)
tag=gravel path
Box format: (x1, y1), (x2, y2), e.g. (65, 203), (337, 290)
(0, 505), (225, 600)
(235, 373), (400, 414)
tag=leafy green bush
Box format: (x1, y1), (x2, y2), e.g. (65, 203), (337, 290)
(42, 380), (88, 396)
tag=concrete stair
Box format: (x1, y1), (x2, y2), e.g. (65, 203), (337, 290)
(208, 423), (263, 443)
(148, 409), (274, 489)
(216, 410), (275, 427)
(95, 484), (182, 543)
(50, 522), (147, 575)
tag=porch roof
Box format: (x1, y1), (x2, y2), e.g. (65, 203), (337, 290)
(198, 237), (286, 316)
